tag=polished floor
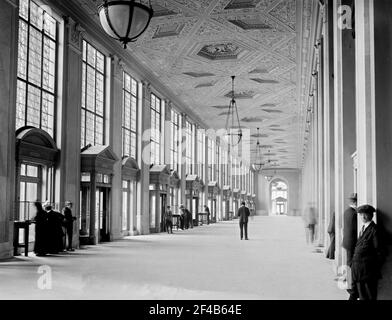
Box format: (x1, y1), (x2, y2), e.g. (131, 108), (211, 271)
(0, 216), (347, 300)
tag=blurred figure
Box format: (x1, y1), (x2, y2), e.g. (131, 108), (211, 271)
(164, 205), (173, 234)
(33, 201), (48, 256)
(326, 211), (335, 259)
(352, 205), (385, 300)
(63, 201), (76, 251)
(342, 193), (358, 300)
(180, 205), (193, 229)
(187, 208), (193, 229)
(303, 202), (317, 244)
(237, 201), (250, 240)
(204, 205), (210, 225)
(179, 204), (185, 230)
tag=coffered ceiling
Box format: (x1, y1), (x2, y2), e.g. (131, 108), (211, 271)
(76, 0), (315, 169)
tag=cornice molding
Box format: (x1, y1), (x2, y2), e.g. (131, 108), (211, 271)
(4, 0), (18, 8)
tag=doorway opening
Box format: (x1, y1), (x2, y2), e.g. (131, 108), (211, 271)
(271, 180), (288, 215)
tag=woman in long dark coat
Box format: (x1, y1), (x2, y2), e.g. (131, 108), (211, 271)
(33, 201), (48, 256)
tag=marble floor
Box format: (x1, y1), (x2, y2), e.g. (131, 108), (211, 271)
(0, 216), (347, 300)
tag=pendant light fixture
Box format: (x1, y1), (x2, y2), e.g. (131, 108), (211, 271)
(98, 0), (153, 49)
(252, 128), (263, 172)
(224, 76), (242, 147)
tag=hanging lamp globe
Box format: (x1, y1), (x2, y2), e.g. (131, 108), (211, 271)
(224, 76), (243, 147)
(252, 128), (263, 172)
(98, 0), (153, 49)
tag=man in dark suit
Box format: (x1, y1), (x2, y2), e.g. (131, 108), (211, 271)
(237, 201), (250, 240)
(351, 205), (385, 300)
(63, 201), (76, 251)
(342, 193), (358, 300)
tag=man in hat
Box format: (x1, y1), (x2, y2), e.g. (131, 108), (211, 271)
(63, 201), (76, 251)
(351, 205), (385, 300)
(342, 193), (358, 300)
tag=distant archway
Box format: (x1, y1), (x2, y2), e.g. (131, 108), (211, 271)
(270, 179), (288, 215)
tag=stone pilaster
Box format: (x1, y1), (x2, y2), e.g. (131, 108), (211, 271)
(0, 0), (18, 259)
(109, 54), (124, 240)
(137, 81), (151, 234)
(333, 0), (357, 270)
(164, 100), (172, 166)
(59, 16), (85, 248)
(180, 113), (187, 205)
(322, 0), (336, 265)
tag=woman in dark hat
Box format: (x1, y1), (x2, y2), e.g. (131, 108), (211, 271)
(33, 201), (48, 256)
(351, 205), (385, 300)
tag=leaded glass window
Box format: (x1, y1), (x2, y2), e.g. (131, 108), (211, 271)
(122, 72), (138, 158)
(185, 120), (194, 174)
(150, 93), (161, 165)
(170, 109), (180, 172)
(215, 141), (220, 183)
(197, 129), (205, 180)
(16, 0), (58, 137)
(208, 138), (213, 181)
(81, 40), (106, 147)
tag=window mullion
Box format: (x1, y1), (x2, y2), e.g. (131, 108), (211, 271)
(83, 59), (88, 146)
(39, 20), (45, 130)
(94, 50), (98, 145)
(24, 7), (31, 128)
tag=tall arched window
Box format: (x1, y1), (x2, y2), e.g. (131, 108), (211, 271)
(16, 0), (58, 137)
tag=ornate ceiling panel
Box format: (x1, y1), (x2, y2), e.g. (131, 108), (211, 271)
(76, 0), (315, 169)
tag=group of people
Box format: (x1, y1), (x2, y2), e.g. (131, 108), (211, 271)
(163, 205), (193, 233)
(33, 200), (76, 256)
(163, 204), (212, 234)
(163, 202), (251, 240)
(304, 193), (386, 300)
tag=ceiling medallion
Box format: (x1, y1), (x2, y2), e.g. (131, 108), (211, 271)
(98, 0), (153, 49)
(224, 76), (242, 147)
(197, 43), (240, 61)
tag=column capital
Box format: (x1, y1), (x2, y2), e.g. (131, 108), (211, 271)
(110, 54), (125, 81)
(65, 16), (85, 54)
(141, 81), (152, 96)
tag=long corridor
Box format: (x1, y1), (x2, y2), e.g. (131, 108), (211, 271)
(0, 216), (347, 300)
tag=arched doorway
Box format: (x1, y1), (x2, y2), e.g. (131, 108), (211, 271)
(15, 126), (59, 255)
(270, 180), (288, 215)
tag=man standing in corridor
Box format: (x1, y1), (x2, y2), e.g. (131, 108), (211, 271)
(238, 201), (250, 240)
